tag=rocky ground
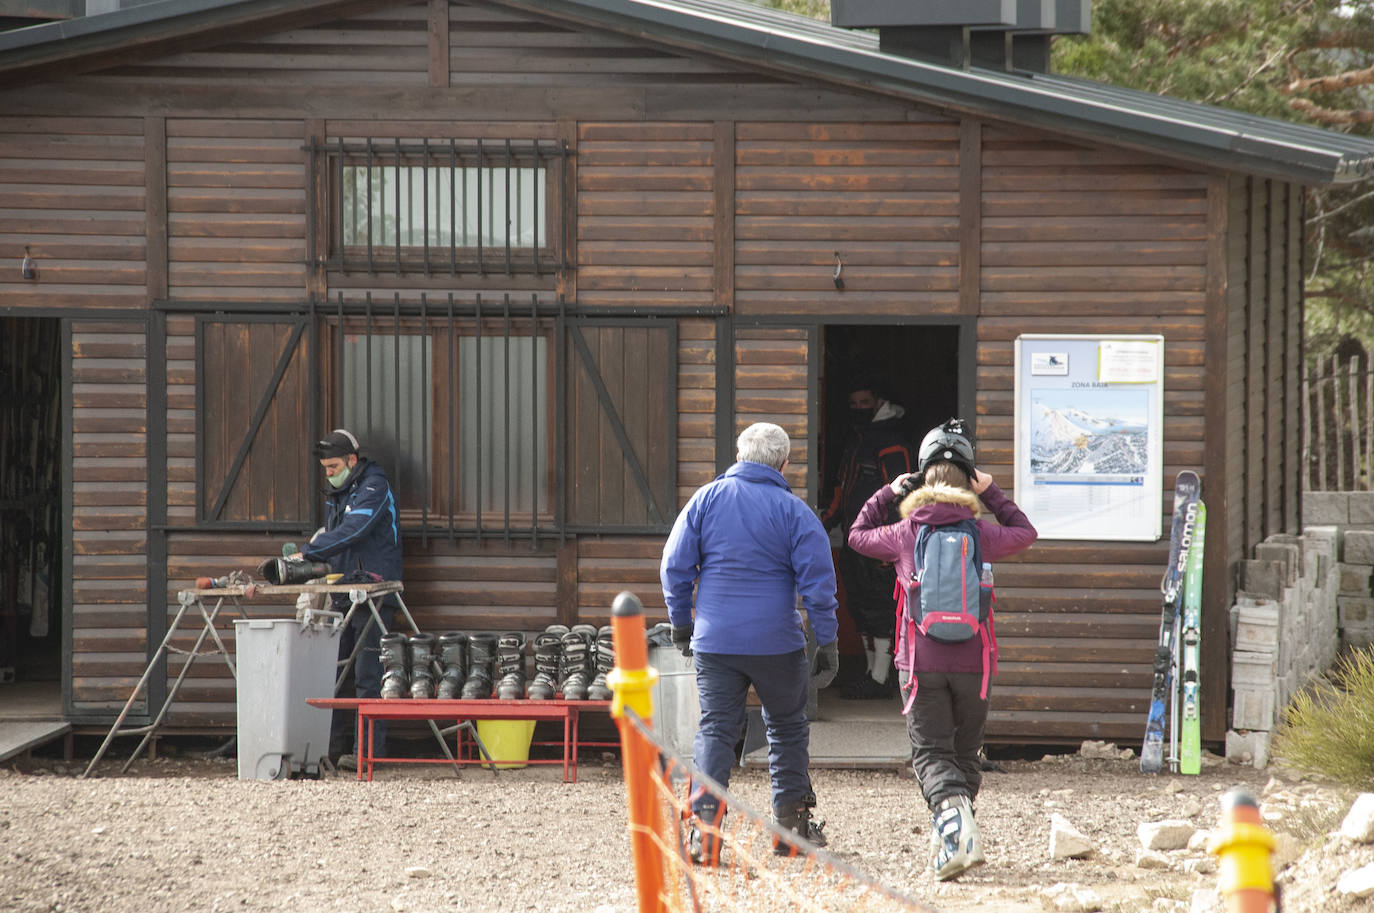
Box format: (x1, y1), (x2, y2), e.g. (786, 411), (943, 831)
(2, 737), (1373, 913)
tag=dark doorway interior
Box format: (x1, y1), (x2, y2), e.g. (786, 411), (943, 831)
(1, 317), (63, 693)
(820, 324), (961, 497)
(818, 323), (960, 693)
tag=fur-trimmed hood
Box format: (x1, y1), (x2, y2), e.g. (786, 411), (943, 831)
(898, 482), (981, 519)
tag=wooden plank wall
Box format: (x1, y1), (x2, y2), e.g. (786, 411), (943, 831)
(165, 315), (198, 527)
(106, 4), (431, 90)
(70, 321), (150, 715)
(1226, 177), (1250, 574)
(977, 125), (1211, 742)
(577, 121), (715, 309)
(677, 319), (718, 503)
(733, 119), (960, 318)
(734, 326), (811, 504)
(0, 117), (147, 309)
(166, 118), (306, 302)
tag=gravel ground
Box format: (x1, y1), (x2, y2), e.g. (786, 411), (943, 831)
(1, 742), (1371, 913)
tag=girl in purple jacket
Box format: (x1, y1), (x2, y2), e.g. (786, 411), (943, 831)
(847, 419), (1036, 882)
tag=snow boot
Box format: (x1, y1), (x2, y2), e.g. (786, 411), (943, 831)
(435, 632), (469, 700)
(559, 624), (597, 700)
(931, 794), (984, 881)
(379, 632), (409, 700)
(772, 792), (827, 856)
(586, 625), (615, 701)
(685, 798), (726, 867)
(494, 632), (527, 700)
(408, 632), (437, 700)
(461, 633), (497, 699)
(526, 624), (567, 700)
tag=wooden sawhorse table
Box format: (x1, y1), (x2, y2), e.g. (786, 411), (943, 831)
(82, 580), (414, 778)
(308, 698), (612, 783)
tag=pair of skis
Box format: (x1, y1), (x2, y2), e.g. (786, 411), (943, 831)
(1140, 470), (1206, 775)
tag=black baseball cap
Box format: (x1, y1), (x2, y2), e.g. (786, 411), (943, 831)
(314, 428), (360, 459)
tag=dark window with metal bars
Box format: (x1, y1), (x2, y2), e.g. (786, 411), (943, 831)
(322, 294), (557, 543)
(316, 138), (568, 276)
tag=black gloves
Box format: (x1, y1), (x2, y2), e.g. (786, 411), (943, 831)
(811, 640), (840, 689)
(671, 624), (693, 657)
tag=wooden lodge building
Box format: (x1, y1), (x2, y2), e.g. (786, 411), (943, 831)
(3, 0), (1374, 747)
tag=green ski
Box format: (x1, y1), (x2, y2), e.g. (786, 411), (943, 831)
(1179, 500), (1206, 775)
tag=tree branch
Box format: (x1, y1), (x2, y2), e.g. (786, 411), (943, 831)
(1288, 97), (1374, 125)
(1306, 186), (1374, 224)
(1288, 61), (1374, 94)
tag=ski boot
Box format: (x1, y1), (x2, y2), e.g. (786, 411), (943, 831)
(558, 624), (597, 700)
(378, 632), (409, 700)
(408, 632), (437, 700)
(585, 625), (615, 701)
(772, 792), (827, 856)
(461, 633), (497, 699)
(526, 625), (567, 700)
(685, 799), (726, 867)
(931, 794), (984, 881)
(435, 632), (469, 700)
(494, 632), (527, 700)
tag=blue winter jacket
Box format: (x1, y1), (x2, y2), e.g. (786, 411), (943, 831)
(660, 461), (838, 655)
(302, 458), (403, 582)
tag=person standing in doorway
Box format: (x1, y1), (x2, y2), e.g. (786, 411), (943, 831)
(660, 422), (841, 864)
(821, 377), (912, 699)
(305, 429), (403, 770)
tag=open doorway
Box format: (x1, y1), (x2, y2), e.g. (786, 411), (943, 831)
(818, 323), (961, 696)
(1, 317), (63, 709)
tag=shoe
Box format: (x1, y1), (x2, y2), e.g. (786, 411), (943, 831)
(931, 795), (984, 881)
(685, 804), (725, 867)
(336, 754), (357, 772)
(772, 793), (827, 856)
(841, 674), (897, 701)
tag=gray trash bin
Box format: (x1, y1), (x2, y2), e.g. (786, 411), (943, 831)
(649, 645), (699, 764)
(233, 611), (342, 780)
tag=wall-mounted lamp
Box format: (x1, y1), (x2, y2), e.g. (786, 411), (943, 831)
(21, 246), (37, 281)
(832, 250), (844, 290)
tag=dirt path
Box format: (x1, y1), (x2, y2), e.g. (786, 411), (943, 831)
(1, 745), (1369, 913)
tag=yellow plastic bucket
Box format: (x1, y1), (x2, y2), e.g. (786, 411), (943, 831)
(475, 719), (537, 769)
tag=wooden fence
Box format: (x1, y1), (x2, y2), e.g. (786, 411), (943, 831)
(1304, 352), (1374, 491)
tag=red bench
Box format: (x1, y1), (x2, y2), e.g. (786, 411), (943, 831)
(306, 697), (613, 783)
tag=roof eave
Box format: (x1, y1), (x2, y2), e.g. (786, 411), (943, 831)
(0, 0), (356, 79)
(495, 0), (1363, 185)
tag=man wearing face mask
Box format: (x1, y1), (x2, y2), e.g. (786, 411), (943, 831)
(820, 379), (912, 700)
(304, 429), (403, 769)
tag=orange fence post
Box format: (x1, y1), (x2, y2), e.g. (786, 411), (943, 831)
(606, 591), (666, 913)
(1209, 788), (1277, 913)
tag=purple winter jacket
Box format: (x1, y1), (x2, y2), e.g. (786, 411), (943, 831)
(847, 481), (1037, 675)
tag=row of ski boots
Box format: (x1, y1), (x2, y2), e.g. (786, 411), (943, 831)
(377, 624), (615, 702)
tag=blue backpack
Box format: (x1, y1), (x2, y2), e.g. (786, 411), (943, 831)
(897, 518), (996, 712)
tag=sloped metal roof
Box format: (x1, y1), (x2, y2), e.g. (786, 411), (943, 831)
(3, 0), (1374, 185)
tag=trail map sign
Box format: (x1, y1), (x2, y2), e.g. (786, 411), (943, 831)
(1013, 335), (1164, 541)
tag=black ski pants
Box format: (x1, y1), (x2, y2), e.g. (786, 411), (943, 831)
(900, 670), (989, 812)
(837, 546), (896, 640)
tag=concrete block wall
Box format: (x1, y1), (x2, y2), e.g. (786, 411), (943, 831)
(1225, 492), (1374, 767)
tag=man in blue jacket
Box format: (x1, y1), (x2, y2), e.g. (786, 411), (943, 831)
(660, 422), (840, 864)
(304, 429), (403, 768)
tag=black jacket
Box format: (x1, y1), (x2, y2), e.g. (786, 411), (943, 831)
(302, 458), (403, 582)
(825, 404), (913, 531)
